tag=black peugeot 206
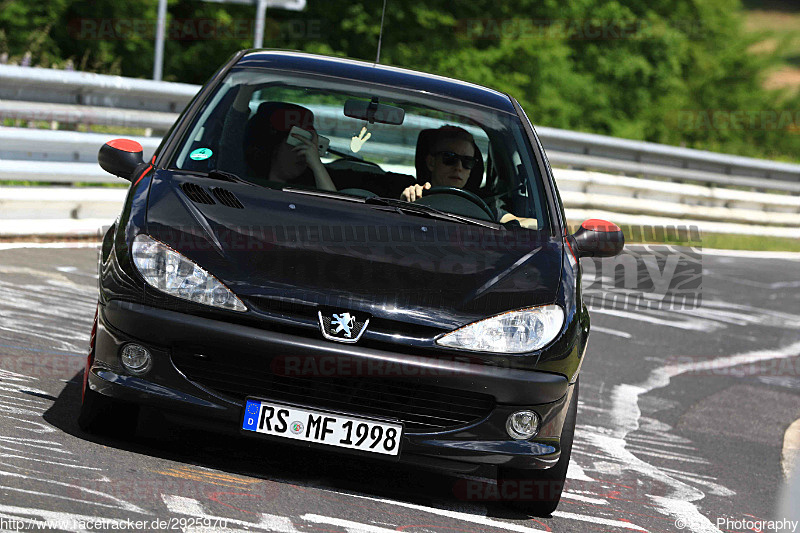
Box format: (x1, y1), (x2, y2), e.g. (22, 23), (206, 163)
(80, 49), (624, 515)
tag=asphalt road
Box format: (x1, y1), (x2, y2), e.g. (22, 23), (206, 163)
(0, 243), (799, 533)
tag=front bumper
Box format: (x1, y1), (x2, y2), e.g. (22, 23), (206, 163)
(89, 299), (574, 471)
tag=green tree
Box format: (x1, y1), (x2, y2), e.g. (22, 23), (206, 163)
(1, 0), (799, 161)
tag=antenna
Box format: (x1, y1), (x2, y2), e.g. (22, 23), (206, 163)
(375, 0), (387, 64)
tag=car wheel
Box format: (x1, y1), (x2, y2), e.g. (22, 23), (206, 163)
(497, 379), (579, 517)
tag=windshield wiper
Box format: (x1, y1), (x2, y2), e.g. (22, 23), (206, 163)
(207, 169), (248, 184)
(364, 197), (498, 229)
(281, 187), (370, 203)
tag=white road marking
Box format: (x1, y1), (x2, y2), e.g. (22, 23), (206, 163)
(698, 248), (800, 260)
(591, 308), (720, 331)
(0, 484), (135, 511)
(0, 452), (103, 470)
(596, 340), (800, 532)
(670, 301), (800, 330)
(0, 393), (48, 405)
(164, 495), (409, 533)
(162, 495), (300, 532)
(667, 341), (800, 377)
(345, 492), (552, 533)
(161, 495), (205, 515)
(552, 511), (648, 531)
(624, 445), (710, 464)
(0, 437), (72, 454)
(0, 445), (85, 463)
(654, 470), (735, 497)
(6, 415), (57, 433)
(0, 367), (147, 515)
(302, 514), (405, 533)
(591, 326), (633, 338)
(626, 435), (696, 451)
(566, 460), (594, 481)
(0, 469), (147, 513)
(560, 492), (608, 505)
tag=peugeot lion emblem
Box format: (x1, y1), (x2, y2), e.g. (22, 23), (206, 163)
(318, 310), (370, 343)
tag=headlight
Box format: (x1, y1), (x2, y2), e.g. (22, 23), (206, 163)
(436, 305), (564, 354)
(131, 234), (246, 312)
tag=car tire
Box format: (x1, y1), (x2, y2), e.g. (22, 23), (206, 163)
(497, 379), (579, 517)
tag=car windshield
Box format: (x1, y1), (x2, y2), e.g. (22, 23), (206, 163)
(170, 68), (550, 232)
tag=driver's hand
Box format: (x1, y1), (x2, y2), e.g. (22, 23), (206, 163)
(401, 182), (431, 202)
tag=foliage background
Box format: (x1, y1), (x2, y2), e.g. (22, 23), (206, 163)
(1, 0), (799, 161)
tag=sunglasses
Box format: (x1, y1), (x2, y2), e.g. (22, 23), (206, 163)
(433, 151), (478, 170)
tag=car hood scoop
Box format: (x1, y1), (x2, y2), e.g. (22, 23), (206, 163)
(146, 172), (562, 329)
(180, 182), (245, 209)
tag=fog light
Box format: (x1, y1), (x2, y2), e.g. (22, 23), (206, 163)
(120, 343), (152, 374)
(506, 410), (540, 440)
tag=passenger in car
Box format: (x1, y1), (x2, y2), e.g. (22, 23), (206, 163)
(219, 88), (335, 191)
(401, 126), (538, 229)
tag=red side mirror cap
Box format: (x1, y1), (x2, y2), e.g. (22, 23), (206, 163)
(98, 139), (145, 181)
(569, 219), (625, 258)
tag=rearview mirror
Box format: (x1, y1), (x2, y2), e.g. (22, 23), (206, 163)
(98, 139), (145, 181)
(344, 99), (405, 125)
(569, 219), (625, 258)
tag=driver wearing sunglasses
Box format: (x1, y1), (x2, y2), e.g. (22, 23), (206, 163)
(401, 127), (477, 202)
(401, 127), (538, 229)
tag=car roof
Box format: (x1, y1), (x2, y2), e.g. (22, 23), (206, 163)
(236, 50), (518, 114)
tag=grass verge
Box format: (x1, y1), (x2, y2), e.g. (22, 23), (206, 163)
(630, 231), (800, 252)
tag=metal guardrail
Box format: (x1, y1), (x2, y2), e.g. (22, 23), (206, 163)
(0, 64), (197, 114)
(0, 128), (159, 164)
(2, 64), (800, 191)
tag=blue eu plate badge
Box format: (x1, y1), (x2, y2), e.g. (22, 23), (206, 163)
(242, 399), (260, 431)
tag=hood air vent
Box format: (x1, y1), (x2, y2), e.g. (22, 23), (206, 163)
(181, 183), (215, 205)
(212, 187), (244, 209)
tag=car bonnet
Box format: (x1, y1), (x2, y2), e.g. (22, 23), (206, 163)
(143, 171), (563, 331)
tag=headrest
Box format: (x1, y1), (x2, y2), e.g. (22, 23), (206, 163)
(244, 102), (316, 177)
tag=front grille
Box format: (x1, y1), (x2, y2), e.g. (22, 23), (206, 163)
(173, 351), (495, 433)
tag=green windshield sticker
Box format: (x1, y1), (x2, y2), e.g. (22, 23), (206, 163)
(190, 148), (213, 160)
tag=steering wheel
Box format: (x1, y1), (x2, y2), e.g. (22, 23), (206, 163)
(424, 186), (495, 220)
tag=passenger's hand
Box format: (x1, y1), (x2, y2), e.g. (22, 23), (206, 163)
(401, 182), (431, 202)
(292, 130), (323, 170)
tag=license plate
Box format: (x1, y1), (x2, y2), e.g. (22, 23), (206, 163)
(241, 399), (403, 456)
